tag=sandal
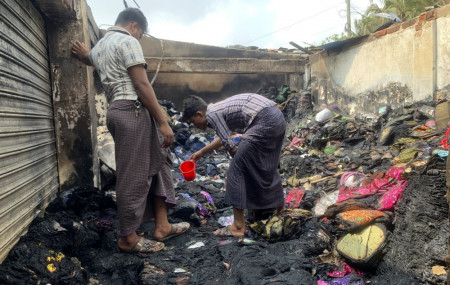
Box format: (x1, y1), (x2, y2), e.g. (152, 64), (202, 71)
(214, 225), (245, 237)
(121, 237), (164, 253)
(155, 222), (190, 241)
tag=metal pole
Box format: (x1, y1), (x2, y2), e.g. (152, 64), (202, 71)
(346, 0), (351, 37)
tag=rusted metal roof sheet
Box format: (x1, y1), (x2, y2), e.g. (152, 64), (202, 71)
(0, 0), (59, 263)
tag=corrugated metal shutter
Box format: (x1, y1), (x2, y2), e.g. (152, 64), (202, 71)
(0, 0), (59, 263)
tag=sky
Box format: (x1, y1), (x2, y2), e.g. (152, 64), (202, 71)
(86, 0), (380, 49)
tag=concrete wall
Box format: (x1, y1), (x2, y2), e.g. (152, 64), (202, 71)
(310, 5), (450, 115)
(141, 37), (306, 107)
(437, 6), (450, 94)
(94, 35), (307, 125)
(151, 73), (290, 108)
(36, 0), (100, 190)
(140, 36), (306, 60)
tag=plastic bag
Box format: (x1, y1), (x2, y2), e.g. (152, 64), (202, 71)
(315, 109), (333, 123)
(339, 172), (366, 188)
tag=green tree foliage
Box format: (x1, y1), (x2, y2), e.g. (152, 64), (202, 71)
(322, 0), (449, 44)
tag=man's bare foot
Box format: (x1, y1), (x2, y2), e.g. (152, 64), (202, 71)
(117, 233), (139, 252)
(214, 224), (246, 237)
(119, 236), (164, 253)
(153, 222), (190, 241)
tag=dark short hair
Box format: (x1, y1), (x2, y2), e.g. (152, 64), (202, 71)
(115, 8), (148, 33)
(181, 95), (208, 122)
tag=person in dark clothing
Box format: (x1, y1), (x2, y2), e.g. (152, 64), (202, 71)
(182, 93), (286, 237)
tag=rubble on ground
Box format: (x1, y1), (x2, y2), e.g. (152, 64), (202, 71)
(0, 91), (448, 285)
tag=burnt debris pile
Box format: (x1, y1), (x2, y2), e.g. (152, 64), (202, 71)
(0, 94), (448, 285)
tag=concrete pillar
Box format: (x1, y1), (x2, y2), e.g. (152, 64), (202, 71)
(39, 0), (99, 190)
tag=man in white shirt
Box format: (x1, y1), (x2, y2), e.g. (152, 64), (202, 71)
(72, 8), (189, 253)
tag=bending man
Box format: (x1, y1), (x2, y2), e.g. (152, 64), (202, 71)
(182, 93), (286, 237)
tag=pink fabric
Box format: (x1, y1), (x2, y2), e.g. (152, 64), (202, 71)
(337, 186), (375, 203)
(425, 120), (435, 128)
(317, 276), (362, 285)
(285, 136), (304, 151)
(285, 189), (305, 209)
(327, 262), (364, 277)
(376, 181), (407, 210)
(337, 178), (391, 202)
(372, 178), (392, 188)
(384, 166), (405, 180)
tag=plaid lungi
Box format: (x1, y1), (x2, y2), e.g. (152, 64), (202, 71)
(106, 100), (176, 236)
(225, 106), (286, 209)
